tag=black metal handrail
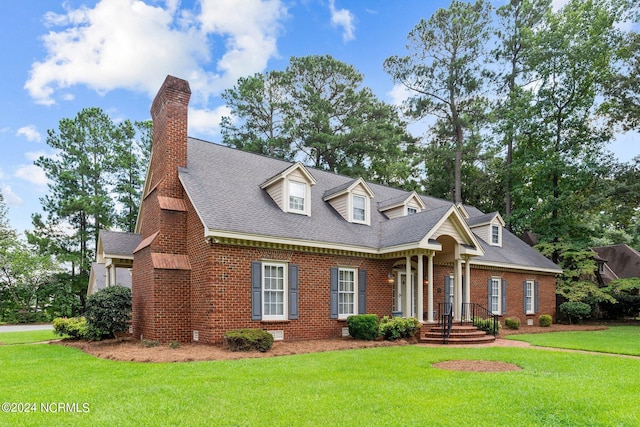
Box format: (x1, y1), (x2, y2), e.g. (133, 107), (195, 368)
(437, 302), (499, 342)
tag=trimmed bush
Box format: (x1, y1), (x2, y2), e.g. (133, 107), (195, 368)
(378, 316), (421, 341)
(473, 317), (501, 334)
(346, 314), (379, 340)
(224, 329), (274, 352)
(539, 314), (552, 327)
(505, 317), (520, 330)
(85, 285), (132, 340)
(52, 316), (88, 339)
(559, 301), (591, 324)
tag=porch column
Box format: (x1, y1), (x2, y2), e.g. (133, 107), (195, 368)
(427, 252), (434, 323)
(464, 257), (471, 320)
(405, 256), (411, 318)
(454, 258), (463, 321)
(417, 254), (424, 322)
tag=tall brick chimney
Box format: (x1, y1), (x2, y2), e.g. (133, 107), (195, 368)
(132, 75), (193, 343)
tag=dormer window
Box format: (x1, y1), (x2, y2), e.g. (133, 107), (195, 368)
(491, 226), (499, 244)
(261, 162), (316, 217)
(352, 194), (367, 222)
(324, 178), (374, 225)
(288, 181), (306, 212)
(407, 207), (418, 215)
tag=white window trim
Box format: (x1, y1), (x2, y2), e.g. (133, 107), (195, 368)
(491, 277), (501, 315)
(338, 267), (358, 319)
(350, 193), (369, 225)
(286, 180), (310, 216)
(262, 261), (288, 321)
(406, 206), (418, 215)
(490, 224), (502, 247)
(525, 280), (535, 314)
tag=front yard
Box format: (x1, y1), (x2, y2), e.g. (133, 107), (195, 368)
(0, 326), (638, 426)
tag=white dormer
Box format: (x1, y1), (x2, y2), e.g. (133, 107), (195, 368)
(261, 163), (317, 216)
(467, 212), (506, 247)
(378, 191), (426, 219)
(324, 178), (375, 225)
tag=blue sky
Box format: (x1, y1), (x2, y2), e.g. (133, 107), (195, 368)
(0, 0), (638, 235)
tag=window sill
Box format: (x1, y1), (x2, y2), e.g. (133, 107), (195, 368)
(260, 320), (291, 324)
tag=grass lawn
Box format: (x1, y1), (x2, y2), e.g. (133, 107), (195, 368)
(506, 326), (640, 356)
(0, 329), (61, 345)
(1, 331), (639, 426)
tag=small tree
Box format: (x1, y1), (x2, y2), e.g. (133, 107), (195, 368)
(85, 285), (132, 340)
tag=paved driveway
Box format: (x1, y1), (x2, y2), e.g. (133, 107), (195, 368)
(0, 324), (53, 333)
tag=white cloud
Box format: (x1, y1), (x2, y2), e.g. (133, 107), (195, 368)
(0, 185), (23, 207)
(15, 164), (48, 187)
(16, 125), (42, 143)
(25, 0), (288, 106)
(188, 105), (231, 136)
(387, 83), (412, 107)
(24, 151), (48, 162)
(328, 0), (355, 42)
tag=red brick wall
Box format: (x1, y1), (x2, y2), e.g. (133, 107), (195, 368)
(428, 265), (556, 324)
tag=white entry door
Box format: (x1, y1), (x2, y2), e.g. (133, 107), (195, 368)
(396, 272), (417, 317)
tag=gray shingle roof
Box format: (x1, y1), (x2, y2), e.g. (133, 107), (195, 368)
(99, 230), (141, 256)
(179, 138), (560, 272)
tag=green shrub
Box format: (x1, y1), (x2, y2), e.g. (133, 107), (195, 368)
(224, 329), (274, 352)
(559, 301), (591, 324)
(539, 314), (552, 327)
(505, 317), (520, 329)
(346, 314), (379, 340)
(52, 316), (88, 339)
(473, 317), (501, 334)
(378, 316), (421, 341)
(85, 285), (132, 340)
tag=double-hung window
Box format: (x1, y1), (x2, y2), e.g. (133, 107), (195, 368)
(338, 268), (357, 318)
(491, 225), (500, 245)
(407, 207), (418, 215)
(490, 278), (501, 315)
(288, 181), (306, 213)
(352, 195), (366, 222)
(262, 262), (287, 320)
(524, 280), (535, 314)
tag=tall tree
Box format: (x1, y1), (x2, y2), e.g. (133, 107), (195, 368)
(221, 71), (295, 160)
(511, 0), (626, 261)
(113, 120), (152, 232)
(603, 31), (640, 131)
(384, 0), (492, 204)
(493, 0), (552, 229)
(221, 55), (417, 186)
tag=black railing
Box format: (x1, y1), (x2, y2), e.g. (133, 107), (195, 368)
(437, 302), (499, 343)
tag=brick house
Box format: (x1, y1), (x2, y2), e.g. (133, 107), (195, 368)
(126, 75), (561, 344)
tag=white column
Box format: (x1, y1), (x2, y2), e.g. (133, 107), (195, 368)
(427, 252), (434, 323)
(417, 254), (424, 322)
(465, 257), (471, 320)
(455, 258), (463, 321)
(405, 256), (411, 318)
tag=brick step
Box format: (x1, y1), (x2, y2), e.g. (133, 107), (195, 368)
(420, 335), (496, 344)
(419, 324), (496, 345)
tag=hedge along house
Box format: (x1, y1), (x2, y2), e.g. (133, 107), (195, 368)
(131, 76), (562, 344)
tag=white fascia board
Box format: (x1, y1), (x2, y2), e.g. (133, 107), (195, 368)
(471, 259), (562, 275)
(424, 205), (486, 256)
(103, 254), (134, 261)
(178, 173), (209, 232)
(205, 229), (381, 255)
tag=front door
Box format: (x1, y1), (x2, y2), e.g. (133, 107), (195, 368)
(394, 272), (417, 317)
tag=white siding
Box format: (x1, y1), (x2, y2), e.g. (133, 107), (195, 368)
(384, 206), (405, 219)
(265, 181), (284, 210)
(432, 218), (465, 243)
(328, 194), (348, 219)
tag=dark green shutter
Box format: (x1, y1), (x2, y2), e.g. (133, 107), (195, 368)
(251, 261), (262, 320)
(487, 278), (492, 310)
(501, 279), (507, 314)
(330, 267), (338, 318)
(288, 264), (299, 320)
(358, 269), (367, 314)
